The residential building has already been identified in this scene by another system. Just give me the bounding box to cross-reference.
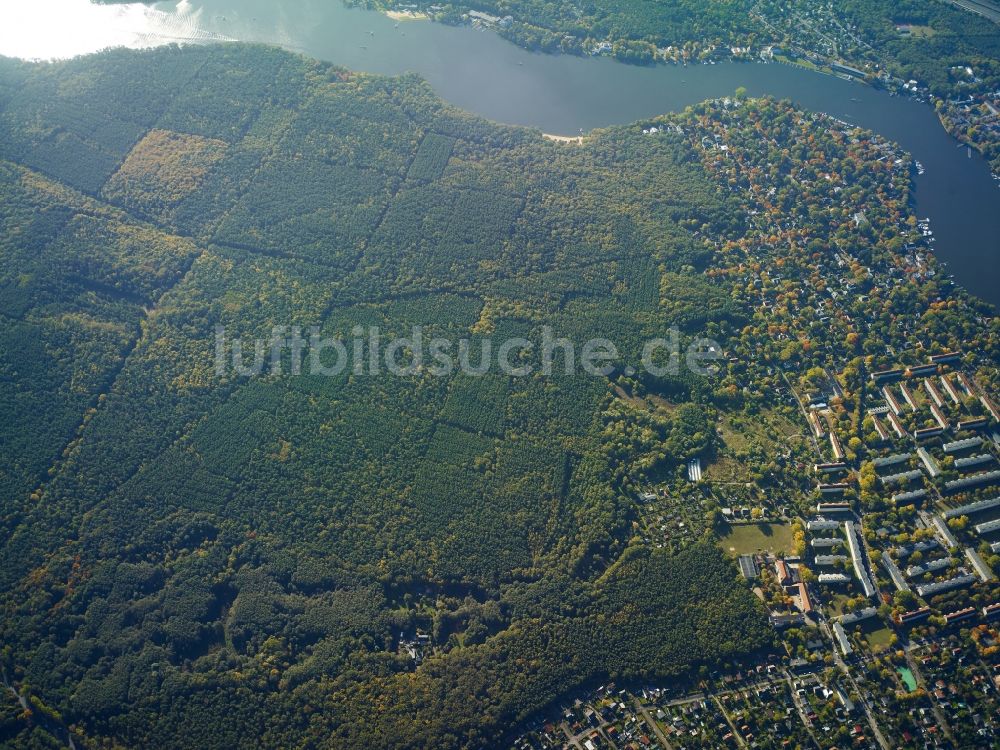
[956,417,989,431]
[896,607,931,625]
[976,518,1000,535]
[915,574,976,598]
[907,363,939,377]
[871,415,890,442]
[945,470,1000,493]
[943,436,983,453]
[815,554,849,566]
[965,547,996,582]
[807,519,841,532]
[775,559,792,585]
[881,551,909,592]
[882,386,903,416]
[886,411,907,438]
[871,367,904,383]
[818,483,851,494]
[944,607,977,626]
[829,433,845,461]
[906,557,951,578]
[955,454,994,471]
[819,573,851,585]
[839,607,877,625]
[797,582,813,614]
[916,447,940,478]
[844,522,877,598]
[940,375,962,405]
[816,502,852,514]
[942,496,1000,520]
[896,540,939,558]
[880,469,922,486]
[929,351,961,364]
[932,515,960,548]
[833,621,853,656]
[872,453,911,468]
[892,488,927,505]
[811,537,842,549]
[981,395,1000,423]
[923,378,944,408]
[770,612,805,628]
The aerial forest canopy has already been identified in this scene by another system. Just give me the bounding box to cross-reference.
[3,38,998,748]
[0,45,773,748]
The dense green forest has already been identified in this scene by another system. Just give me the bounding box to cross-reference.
[0,45,775,748]
[828,0,1000,88]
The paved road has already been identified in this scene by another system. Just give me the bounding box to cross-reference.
[1,670,78,750]
[941,0,1000,25]
[903,648,956,745]
[819,619,893,750]
[559,720,585,749]
[783,371,822,457]
[712,693,748,749]
[784,673,823,749]
[560,704,618,749]
[632,697,676,750]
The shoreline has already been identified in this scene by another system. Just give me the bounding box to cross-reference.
[384,9,428,21]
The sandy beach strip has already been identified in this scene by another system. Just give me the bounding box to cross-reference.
[542,133,584,144]
[385,9,429,21]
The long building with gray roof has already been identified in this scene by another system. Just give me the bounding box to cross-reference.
[880,470,923,487]
[932,515,960,548]
[906,557,951,578]
[943,496,1000,520]
[844,522,877,598]
[945,470,1000,493]
[815,554,849,566]
[916,447,940,478]
[955,454,995,471]
[943,436,982,454]
[807,519,842,532]
[915,573,976,598]
[893,489,927,505]
[965,548,996,582]
[873,453,911,468]
[881,552,909,592]
[833,622,853,656]
[975,518,1000,536]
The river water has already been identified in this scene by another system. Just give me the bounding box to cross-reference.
[1,0,998,306]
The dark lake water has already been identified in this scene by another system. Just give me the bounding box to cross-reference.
[4,0,999,305]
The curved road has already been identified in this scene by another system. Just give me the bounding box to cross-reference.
[942,0,1000,25]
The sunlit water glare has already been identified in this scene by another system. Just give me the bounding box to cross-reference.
[0,0,227,60]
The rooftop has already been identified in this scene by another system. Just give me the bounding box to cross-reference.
[915,573,976,598]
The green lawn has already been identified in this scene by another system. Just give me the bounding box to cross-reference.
[896,24,937,39]
[703,455,749,482]
[826,593,852,617]
[775,54,821,72]
[865,627,896,653]
[717,522,795,555]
